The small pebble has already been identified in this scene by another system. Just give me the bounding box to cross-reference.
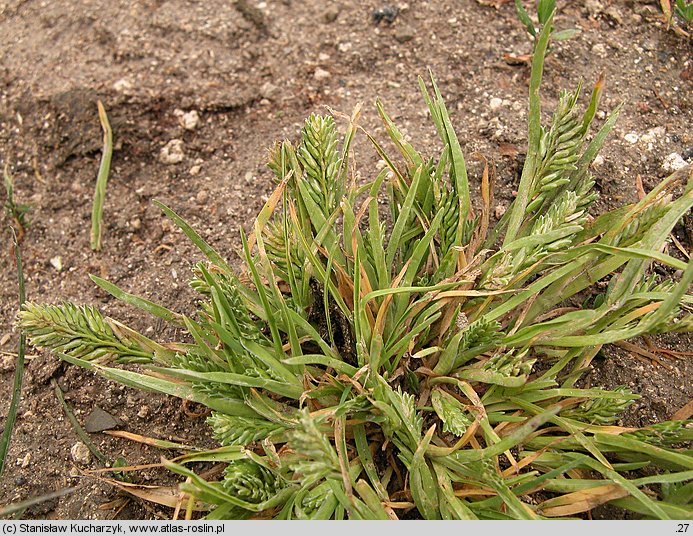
[130,217,141,231]
[17,452,31,468]
[159,139,185,164]
[394,26,415,43]
[639,126,665,147]
[137,406,149,419]
[71,442,92,465]
[15,475,27,486]
[323,6,340,23]
[50,256,63,272]
[662,152,687,172]
[85,407,121,433]
[489,97,503,112]
[174,110,200,131]
[604,6,623,25]
[112,78,132,93]
[196,190,209,204]
[623,132,639,144]
[314,67,330,81]
[0,354,14,372]
[494,205,507,219]
[260,81,278,100]
[592,43,607,58]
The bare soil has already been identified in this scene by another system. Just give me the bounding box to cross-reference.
[0,0,691,520]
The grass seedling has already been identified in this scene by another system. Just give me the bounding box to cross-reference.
[18,10,693,520]
[3,164,30,244]
[0,230,27,478]
[90,100,113,252]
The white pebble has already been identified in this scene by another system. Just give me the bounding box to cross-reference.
[314,67,330,81]
[623,132,639,144]
[662,152,687,172]
[17,452,31,468]
[112,78,132,93]
[71,442,92,465]
[592,43,607,58]
[175,110,200,130]
[489,97,503,112]
[159,139,185,164]
[50,256,63,272]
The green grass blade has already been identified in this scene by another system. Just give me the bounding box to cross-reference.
[0,231,26,477]
[59,353,258,417]
[428,72,471,221]
[503,10,554,245]
[90,101,112,251]
[154,200,232,274]
[90,275,185,325]
[386,164,425,268]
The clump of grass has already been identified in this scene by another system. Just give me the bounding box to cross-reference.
[18,11,693,520]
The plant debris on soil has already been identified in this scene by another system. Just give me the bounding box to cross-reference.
[0,0,691,520]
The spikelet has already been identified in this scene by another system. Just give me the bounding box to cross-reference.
[614,193,671,247]
[390,388,424,439]
[562,386,637,425]
[439,186,459,251]
[431,388,474,436]
[460,317,503,352]
[222,459,286,504]
[267,141,285,182]
[623,420,693,447]
[172,350,226,373]
[483,192,586,288]
[526,86,585,213]
[297,114,342,215]
[263,217,305,279]
[300,483,333,517]
[484,348,535,377]
[208,413,286,446]
[198,270,263,342]
[512,191,586,275]
[19,302,153,364]
[287,409,341,484]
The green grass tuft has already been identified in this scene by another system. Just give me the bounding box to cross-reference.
[17,11,693,520]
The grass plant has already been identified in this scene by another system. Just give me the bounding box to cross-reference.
[90,101,113,252]
[18,11,693,520]
[0,231,27,478]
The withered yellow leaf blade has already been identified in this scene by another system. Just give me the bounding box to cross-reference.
[98,477,207,511]
[538,484,630,517]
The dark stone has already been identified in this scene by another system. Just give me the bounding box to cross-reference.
[84,406,122,433]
